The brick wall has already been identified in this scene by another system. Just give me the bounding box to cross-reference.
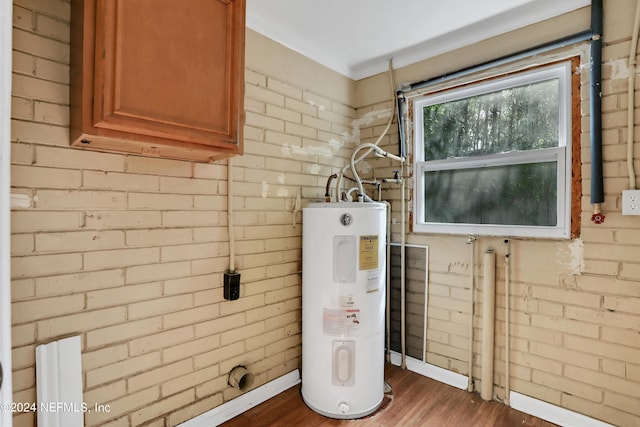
[11,1,640,427]
[359,2,640,426]
[10,2,355,426]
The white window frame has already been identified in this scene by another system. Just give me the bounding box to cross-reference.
[413,62,572,238]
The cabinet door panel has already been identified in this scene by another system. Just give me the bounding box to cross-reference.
[71,0,245,161]
[115,0,229,132]
[94,0,241,146]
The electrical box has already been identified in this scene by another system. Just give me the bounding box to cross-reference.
[224,272,241,300]
[622,190,640,215]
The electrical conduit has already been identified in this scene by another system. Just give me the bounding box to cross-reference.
[227,158,236,273]
[627,0,640,190]
[590,0,605,223]
[400,174,406,369]
[392,1,605,223]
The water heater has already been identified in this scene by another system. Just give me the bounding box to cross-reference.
[302,202,386,419]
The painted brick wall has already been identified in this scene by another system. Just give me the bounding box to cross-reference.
[10,1,356,426]
[11,1,640,427]
[359,2,640,426]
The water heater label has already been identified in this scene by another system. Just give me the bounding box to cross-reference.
[359,235,379,270]
[323,308,360,337]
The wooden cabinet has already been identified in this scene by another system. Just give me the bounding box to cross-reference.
[70,0,245,162]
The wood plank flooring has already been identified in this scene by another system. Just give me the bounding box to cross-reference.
[221,364,557,426]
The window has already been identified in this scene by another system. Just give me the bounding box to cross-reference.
[413,62,573,238]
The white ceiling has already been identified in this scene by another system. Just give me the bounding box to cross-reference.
[246,0,591,80]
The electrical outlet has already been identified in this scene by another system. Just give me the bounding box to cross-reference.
[622,190,640,215]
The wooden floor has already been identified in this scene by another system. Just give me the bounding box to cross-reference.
[221,364,557,427]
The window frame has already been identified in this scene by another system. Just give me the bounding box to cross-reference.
[412,61,573,238]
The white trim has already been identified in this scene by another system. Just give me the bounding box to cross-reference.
[510,391,616,427]
[389,351,468,390]
[0,0,13,425]
[389,353,614,427]
[414,148,568,238]
[178,370,301,427]
[413,63,571,120]
[35,336,84,427]
[174,358,614,427]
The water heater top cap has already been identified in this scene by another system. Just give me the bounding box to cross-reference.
[305,201,386,210]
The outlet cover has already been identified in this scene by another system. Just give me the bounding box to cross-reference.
[622,189,640,215]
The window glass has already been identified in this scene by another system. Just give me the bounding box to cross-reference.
[422,79,559,160]
[423,161,557,226]
[413,62,572,238]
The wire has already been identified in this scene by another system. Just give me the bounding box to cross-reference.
[335,59,397,201]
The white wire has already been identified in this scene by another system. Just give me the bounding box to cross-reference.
[227,158,235,272]
[627,0,640,189]
[335,59,397,201]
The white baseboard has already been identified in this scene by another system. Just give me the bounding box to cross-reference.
[510,391,616,427]
[389,352,613,427]
[178,358,614,427]
[178,369,301,427]
[388,351,468,390]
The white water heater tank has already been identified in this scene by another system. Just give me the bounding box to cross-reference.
[302,202,386,419]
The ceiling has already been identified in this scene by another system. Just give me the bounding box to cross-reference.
[246,0,591,80]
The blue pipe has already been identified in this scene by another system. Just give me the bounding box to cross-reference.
[590,0,604,205]
[396,2,605,220]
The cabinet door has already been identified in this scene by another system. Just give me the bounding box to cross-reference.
[71,0,245,160]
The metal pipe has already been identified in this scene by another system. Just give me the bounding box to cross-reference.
[324,173,337,202]
[350,143,404,201]
[396,93,407,159]
[466,235,476,392]
[400,173,407,369]
[397,30,593,96]
[504,239,511,406]
[384,201,392,363]
[590,0,604,207]
[394,85,409,370]
[395,1,605,217]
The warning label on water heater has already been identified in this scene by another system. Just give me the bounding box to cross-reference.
[323,308,360,337]
[322,294,360,337]
[359,235,379,270]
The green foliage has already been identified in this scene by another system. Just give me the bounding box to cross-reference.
[422,79,559,160]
